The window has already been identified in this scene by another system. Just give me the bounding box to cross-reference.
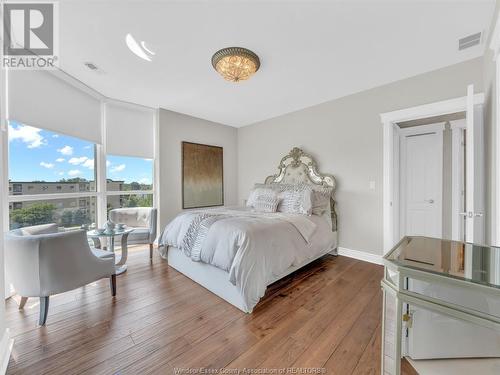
[106,155,153,191]
[9,197,97,230]
[106,155,154,214]
[8,121,98,229]
[8,122,96,192]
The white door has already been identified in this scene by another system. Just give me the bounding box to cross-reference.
[464,84,485,243]
[402,129,443,238]
[407,86,495,361]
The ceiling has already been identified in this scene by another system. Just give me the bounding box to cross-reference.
[59,0,495,127]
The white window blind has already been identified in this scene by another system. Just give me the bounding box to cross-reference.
[7,70,102,143]
[105,101,154,158]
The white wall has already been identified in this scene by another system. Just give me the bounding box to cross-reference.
[238,58,484,256]
[158,109,238,229]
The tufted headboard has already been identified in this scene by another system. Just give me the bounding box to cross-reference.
[265,147,337,232]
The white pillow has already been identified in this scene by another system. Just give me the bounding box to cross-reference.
[277,184,313,215]
[253,193,280,213]
[247,187,277,208]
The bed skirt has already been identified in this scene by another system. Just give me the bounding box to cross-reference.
[162,232,337,313]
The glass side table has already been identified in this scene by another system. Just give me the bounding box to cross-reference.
[87,228,134,275]
[381,236,500,375]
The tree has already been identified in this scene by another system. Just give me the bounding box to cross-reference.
[58,177,88,183]
[60,210,74,227]
[122,194,152,208]
[10,203,56,229]
[130,182,141,191]
[73,209,89,226]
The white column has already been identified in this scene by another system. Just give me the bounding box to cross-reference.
[153,109,160,241]
[96,101,107,227]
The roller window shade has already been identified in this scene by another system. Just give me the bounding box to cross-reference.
[105,102,154,159]
[7,70,102,144]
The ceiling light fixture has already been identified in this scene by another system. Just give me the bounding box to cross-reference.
[211,47,260,82]
[125,33,154,62]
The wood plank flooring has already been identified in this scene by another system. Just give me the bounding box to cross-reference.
[5,245,416,375]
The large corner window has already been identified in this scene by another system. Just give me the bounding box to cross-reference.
[8,121,97,229]
[106,154,153,212]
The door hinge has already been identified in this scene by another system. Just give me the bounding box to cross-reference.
[403,313,413,328]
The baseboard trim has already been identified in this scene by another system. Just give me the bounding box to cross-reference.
[0,329,13,375]
[337,247,383,265]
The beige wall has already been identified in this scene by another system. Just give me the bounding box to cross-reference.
[158,109,238,229]
[238,58,484,256]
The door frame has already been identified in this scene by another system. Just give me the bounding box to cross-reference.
[450,120,466,242]
[399,123,445,239]
[380,93,485,254]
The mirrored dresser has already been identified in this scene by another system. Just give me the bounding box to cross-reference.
[381,236,500,375]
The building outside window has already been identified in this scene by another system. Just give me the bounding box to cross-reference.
[7,122,155,230]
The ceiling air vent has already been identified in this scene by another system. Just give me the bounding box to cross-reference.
[458,32,482,51]
[84,62,99,71]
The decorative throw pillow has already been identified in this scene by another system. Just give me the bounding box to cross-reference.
[253,193,280,213]
[310,186,332,216]
[247,187,277,208]
[252,182,331,216]
[276,184,313,215]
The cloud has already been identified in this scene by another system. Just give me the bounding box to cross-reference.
[138,178,151,184]
[55,158,65,163]
[8,124,46,148]
[106,160,111,167]
[68,170,82,177]
[40,161,54,169]
[82,159,94,169]
[83,145,92,149]
[68,156,94,169]
[52,134,59,138]
[68,156,88,165]
[57,172,64,176]
[57,145,73,156]
[110,164,126,173]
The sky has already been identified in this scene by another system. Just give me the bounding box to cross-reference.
[8,121,152,184]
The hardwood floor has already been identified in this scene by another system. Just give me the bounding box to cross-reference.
[5,246,416,375]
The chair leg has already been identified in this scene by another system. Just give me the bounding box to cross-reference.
[149,243,153,259]
[110,274,117,297]
[39,296,49,326]
[18,296,28,310]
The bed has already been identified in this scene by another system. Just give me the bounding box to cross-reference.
[158,147,338,313]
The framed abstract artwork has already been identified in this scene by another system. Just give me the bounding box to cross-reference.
[182,142,224,209]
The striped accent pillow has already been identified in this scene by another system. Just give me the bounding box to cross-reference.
[253,193,280,213]
[246,187,276,208]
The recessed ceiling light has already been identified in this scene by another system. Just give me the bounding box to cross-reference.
[84,62,98,71]
[125,33,154,62]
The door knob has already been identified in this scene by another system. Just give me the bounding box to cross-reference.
[426,199,434,204]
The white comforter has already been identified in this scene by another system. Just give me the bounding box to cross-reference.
[158,207,336,312]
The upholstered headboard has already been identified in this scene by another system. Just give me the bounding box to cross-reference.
[265,147,337,231]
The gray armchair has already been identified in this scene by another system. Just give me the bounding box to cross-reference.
[109,207,157,259]
[5,223,116,325]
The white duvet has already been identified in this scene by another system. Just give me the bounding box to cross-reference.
[158,207,336,312]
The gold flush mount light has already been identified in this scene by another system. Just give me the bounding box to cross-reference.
[212,47,260,82]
